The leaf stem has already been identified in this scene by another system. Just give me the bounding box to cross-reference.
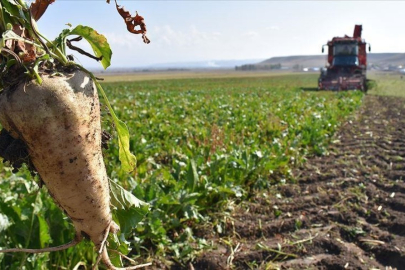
[36,31,69,65]
[0,239,79,253]
[0,3,6,33]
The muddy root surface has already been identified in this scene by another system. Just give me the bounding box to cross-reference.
[190,95,405,270]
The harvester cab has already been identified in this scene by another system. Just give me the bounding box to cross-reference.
[318,25,370,91]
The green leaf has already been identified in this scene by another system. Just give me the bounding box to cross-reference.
[30,54,51,85]
[109,180,148,211]
[70,25,112,69]
[2,0,25,21]
[52,28,72,56]
[109,181,149,235]
[115,118,137,172]
[106,233,124,267]
[0,213,11,232]
[115,208,148,235]
[93,79,137,172]
[32,192,43,215]
[37,215,51,248]
[186,159,198,191]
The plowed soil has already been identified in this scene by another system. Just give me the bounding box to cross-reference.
[192,95,405,270]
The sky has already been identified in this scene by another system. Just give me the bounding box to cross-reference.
[35,1,405,69]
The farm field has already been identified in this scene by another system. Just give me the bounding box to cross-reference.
[194,74,405,269]
[368,72,405,98]
[94,70,297,83]
[0,71,403,269]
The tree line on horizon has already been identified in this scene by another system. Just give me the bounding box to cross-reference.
[235,63,282,71]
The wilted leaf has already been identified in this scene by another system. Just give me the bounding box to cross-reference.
[2,25,37,63]
[30,0,55,21]
[112,0,150,44]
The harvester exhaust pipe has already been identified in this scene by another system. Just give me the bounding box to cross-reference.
[353,25,362,39]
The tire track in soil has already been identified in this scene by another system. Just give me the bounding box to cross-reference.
[192,95,405,270]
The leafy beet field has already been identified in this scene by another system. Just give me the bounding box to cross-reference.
[193,94,405,270]
[1,73,386,269]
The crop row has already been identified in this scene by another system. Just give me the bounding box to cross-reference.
[0,74,363,268]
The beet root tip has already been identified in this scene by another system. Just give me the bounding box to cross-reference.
[98,245,152,270]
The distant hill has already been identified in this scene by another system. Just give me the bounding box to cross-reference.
[256,53,405,68]
[258,55,325,68]
[366,53,405,66]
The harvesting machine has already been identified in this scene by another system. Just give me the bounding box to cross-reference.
[318,25,370,91]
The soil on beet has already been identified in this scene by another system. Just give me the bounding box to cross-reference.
[178,94,405,270]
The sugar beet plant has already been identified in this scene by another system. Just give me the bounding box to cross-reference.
[0,0,151,269]
[99,75,364,265]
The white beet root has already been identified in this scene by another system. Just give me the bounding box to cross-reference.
[0,70,144,269]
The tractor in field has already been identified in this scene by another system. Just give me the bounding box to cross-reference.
[318,25,370,91]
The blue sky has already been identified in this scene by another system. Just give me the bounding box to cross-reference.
[36,1,405,68]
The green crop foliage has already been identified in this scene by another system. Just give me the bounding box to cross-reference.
[0,73,364,268]
[368,72,405,97]
[99,73,363,264]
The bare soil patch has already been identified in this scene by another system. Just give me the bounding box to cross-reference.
[190,95,405,270]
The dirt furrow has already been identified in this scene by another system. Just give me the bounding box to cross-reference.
[191,95,405,270]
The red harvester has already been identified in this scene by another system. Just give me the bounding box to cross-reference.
[318,25,370,91]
